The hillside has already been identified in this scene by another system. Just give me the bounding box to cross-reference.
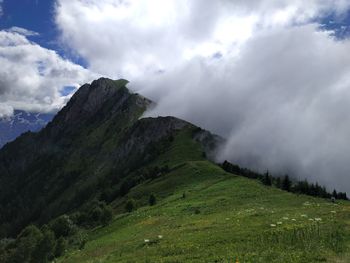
[0,78,220,237]
[58,160,350,262]
[0,78,349,263]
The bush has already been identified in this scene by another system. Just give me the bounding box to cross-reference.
[10,225,43,263]
[54,237,67,258]
[90,207,103,222]
[86,201,113,226]
[50,215,75,238]
[149,194,156,206]
[125,199,135,213]
[31,226,56,263]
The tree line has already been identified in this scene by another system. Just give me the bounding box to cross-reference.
[222,160,348,200]
[0,200,113,263]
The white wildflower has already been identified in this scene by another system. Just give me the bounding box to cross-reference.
[158,235,163,239]
[282,217,289,220]
[309,218,314,221]
[331,211,336,214]
[270,224,276,227]
[315,218,322,221]
[144,239,150,243]
[301,214,307,217]
[277,222,282,225]
[291,219,296,221]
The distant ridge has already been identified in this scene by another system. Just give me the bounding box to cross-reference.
[0,110,53,148]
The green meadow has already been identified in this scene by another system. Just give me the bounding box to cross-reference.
[57,140,350,263]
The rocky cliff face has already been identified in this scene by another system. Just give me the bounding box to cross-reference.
[0,78,220,237]
[45,78,152,139]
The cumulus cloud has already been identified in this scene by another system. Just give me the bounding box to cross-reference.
[55,0,350,192]
[0,30,97,117]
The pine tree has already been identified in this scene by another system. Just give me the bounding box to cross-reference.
[262,170,272,186]
[282,175,292,192]
[332,189,337,198]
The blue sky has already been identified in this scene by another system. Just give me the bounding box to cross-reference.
[319,9,350,39]
[0,0,56,48]
[0,0,87,66]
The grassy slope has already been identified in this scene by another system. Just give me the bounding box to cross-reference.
[58,129,350,263]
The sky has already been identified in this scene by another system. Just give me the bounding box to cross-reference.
[1,0,350,193]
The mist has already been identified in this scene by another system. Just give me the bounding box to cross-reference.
[138,24,350,193]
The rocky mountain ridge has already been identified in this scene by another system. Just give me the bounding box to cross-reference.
[0,78,221,237]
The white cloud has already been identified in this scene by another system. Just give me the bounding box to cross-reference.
[7,26,40,36]
[55,0,350,192]
[0,30,97,116]
[0,103,13,118]
[55,0,350,79]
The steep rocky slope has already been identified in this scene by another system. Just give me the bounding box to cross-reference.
[0,78,220,237]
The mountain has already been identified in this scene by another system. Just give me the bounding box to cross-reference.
[0,110,53,148]
[0,78,349,263]
[0,78,221,237]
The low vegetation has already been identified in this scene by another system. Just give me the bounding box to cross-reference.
[56,161,350,262]
[222,160,348,200]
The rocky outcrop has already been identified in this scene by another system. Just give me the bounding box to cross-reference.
[45,78,152,138]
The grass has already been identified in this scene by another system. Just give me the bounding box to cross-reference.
[57,159,350,263]
[52,126,350,262]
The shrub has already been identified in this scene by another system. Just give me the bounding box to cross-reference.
[10,225,43,263]
[50,215,75,238]
[125,199,135,213]
[90,207,103,222]
[149,194,156,206]
[54,237,67,258]
[31,227,56,263]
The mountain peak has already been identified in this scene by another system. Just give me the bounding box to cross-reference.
[45,78,151,138]
[90,78,129,89]
[73,78,131,113]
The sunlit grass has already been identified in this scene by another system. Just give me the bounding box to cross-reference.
[56,159,350,263]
